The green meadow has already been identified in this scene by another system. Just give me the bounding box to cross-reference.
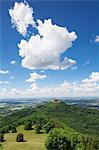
[1,125,47,150]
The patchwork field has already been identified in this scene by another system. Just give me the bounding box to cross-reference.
[1,125,47,150]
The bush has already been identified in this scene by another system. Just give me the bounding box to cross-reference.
[11,126,17,133]
[24,122,32,130]
[45,128,71,150]
[35,117,48,127]
[0,126,9,134]
[3,126,9,133]
[75,143,85,150]
[16,133,24,142]
[0,129,4,134]
[0,144,3,150]
[43,121,55,133]
[0,134,4,142]
[34,125,42,134]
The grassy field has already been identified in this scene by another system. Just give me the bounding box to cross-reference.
[1,125,47,150]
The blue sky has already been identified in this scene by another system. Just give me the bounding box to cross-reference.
[0,1,99,98]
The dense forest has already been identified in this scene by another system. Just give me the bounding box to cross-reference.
[0,100,99,149]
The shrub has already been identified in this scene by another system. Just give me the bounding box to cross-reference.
[0,134,4,142]
[3,126,9,133]
[0,126,9,134]
[16,133,24,142]
[0,144,3,150]
[36,117,48,127]
[75,143,85,150]
[34,125,42,134]
[45,128,71,150]
[43,121,55,133]
[0,129,4,134]
[24,122,32,130]
[11,126,17,133]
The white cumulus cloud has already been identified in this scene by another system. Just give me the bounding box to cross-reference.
[9,2,35,36]
[10,60,17,64]
[26,71,47,83]
[25,72,99,97]
[0,72,99,98]
[82,72,99,83]
[94,35,99,42]
[0,69,10,74]
[0,81,9,84]
[10,76,14,79]
[41,70,45,73]
[0,88,20,98]
[18,19,77,70]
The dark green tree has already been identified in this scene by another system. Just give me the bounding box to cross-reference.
[3,126,9,133]
[0,144,3,150]
[16,133,24,142]
[0,129,4,134]
[75,143,85,150]
[24,122,32,130]
[85,137,99,150]
[11,126,17,133]
[0,134,4,142]
[45,128,71,150]
[43,121,55,133]
[36,117,48,127]
[34,124,42,134]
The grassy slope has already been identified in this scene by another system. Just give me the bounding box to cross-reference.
[2,125,47,150]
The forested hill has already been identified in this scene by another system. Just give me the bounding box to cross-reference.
[33,100,99,136]
[0,100,99,136]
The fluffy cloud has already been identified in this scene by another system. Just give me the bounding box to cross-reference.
[18,19,77,70]
[0,69,9,74]
[94,35,99,42]
[25,72,99,97]
[9,2,77,70]
[10,76,14,79]
[26,71,47,82]
[25,71,98,97]
[10,60,16,64]
[41,70,45,73]
[0,88,20,98]
[1,72,99,98]
[82,72,99,83]
[0,81,9,84]
[9,2,35,36]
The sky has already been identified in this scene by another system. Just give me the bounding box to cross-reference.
[0,0,99,98]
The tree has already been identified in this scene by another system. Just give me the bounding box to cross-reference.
[11,126,17,133]
[34,124,42,134]
[0,134,4,142]
[24,122,32,130]
[45,128,71,150]
[0,127,9,134]
[85,137,99,150]
[0,144,3,150]
[43,121,55,133]
[0,129,4,134]
[35,117,48,128]
[75,143,85,150]
[3,126,9,133]
[16,133,24,142]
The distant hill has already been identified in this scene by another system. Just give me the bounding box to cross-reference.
[0,100,99,136]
